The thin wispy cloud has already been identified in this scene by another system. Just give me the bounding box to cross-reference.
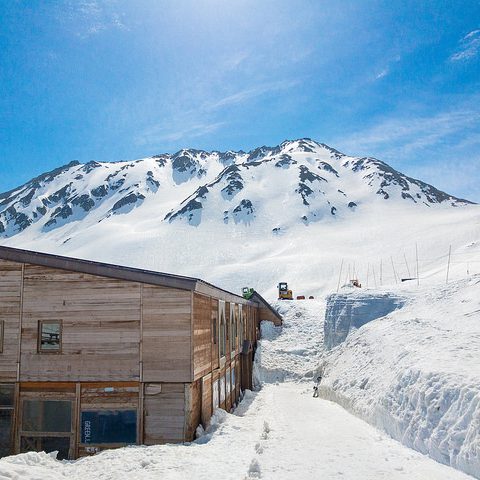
[450,29,480,61]
[60,0,128,39]
[375,68,389,80]
[337,106,480,158]
[333,100,480,200]
[410,157,480,202]
[134,79,299,149]
[205,80,299,110]
[135,121,225,147]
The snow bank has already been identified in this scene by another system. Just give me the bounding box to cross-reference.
[254,299,325,383]
[320,275,480,478]
[324,288,406,349]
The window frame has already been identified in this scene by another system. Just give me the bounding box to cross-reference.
[38,320,63,354]
[0,384,15,458]
[18,396,75,460]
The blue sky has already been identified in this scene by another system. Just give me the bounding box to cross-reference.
[1,0,479,201]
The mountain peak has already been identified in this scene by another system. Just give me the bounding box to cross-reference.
[0,140,474,238]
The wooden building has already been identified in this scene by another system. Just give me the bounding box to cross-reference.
[0,246,282,460]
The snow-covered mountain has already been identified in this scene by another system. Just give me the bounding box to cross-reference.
[1,138,478,298]
[0,138,473,237]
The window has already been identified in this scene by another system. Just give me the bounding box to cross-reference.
[212,379,219,409]
[22,400,72,432]
[38,320,62,352]
[81,410,136,445]
[219,301,226,359]
[0,385,14,458]
[230,304,236,354]
[219,376,226,404]
[0,320,3,353]
[21,437,70,460]
[239,311,244,348]
[226,369,231,396]
[20,398,73,460]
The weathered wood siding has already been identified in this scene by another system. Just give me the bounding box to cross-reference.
[258,305,282,326]
[184,379,201,441]
[0,260,22,381]
[200,373,212,427]
[142,285,192,383]
[192,293,211,380]
[143,383,185,444]
[20,265,141,381]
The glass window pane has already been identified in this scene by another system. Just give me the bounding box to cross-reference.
[21,436,70,460]
[40,322,61,351]
[0,385,14,407]
[220,376,225,403]
[22,400,72,432]
[212,380,219,409]
[81,410,136,445]
[226,370,231,395]
[0,410,13,458]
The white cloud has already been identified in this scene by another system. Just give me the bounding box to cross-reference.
[450,29,480,61]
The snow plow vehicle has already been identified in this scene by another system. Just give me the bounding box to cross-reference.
[278,282,293,300]
[242,287,254,299]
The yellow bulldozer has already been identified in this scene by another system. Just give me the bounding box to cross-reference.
[278,282,293,300]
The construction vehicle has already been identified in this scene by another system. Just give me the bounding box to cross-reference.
[278,282,293,300]
[242,287,254,300]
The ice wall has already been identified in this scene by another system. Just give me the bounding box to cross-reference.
[324,290,406,349]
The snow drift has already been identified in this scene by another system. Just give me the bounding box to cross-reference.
[319,276,480,478]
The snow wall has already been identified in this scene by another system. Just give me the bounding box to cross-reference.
[320,280,480,479]
[324,290,406,349]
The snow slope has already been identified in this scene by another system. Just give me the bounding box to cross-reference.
[319,276,480,478]
[0,138,479,299]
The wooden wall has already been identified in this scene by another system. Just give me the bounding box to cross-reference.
[143,383,185,444]
[192,293,212,381]
[20,265,141,381]
[142,285,191,383]
[258,305,282,326]
[184,379,201,441]
[200,373,212,427]
[0,260,22,382]
[0,260,194,383]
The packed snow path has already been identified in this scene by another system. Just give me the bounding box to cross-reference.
[0,384,473,480]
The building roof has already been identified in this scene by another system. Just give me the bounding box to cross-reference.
[0,246,282,322]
